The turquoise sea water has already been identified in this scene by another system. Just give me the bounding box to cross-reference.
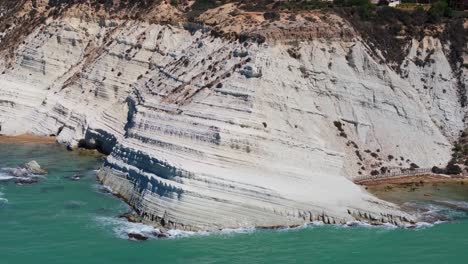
[1,143,468,264]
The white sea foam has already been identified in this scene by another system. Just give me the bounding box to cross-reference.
[166,221,336,238]
[0,174,14,181]
[0,191,7,203]
[96,214,448,240]
[0,168,14,181]
[0,167,44,180]
[95,216,257,240]
[167,227,255,238]
[414,222,434,229]
[343,221,393,229]
[275,222,320,232]
[92,183,113,194]
[404,200,468,224]
[344,221,373,228]
[95,216,161,240]
[96,202,464,241]
[342,220,439,230]
[96,214,442,239]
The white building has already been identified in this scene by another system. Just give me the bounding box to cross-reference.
[370,0,401,6]
[389,0,401,7]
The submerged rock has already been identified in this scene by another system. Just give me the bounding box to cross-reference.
[15,177,39,185]
[64,200,85,210]
[432,201,468,212]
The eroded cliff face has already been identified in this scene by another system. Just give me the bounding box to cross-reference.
[0,2,466,230]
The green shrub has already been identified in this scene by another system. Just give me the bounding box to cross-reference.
[263,11,280,21]
[446,162,462,175]
[431,166,445,174]
[428,0,453,22]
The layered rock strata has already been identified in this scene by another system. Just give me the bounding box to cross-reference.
[0,4,466,230]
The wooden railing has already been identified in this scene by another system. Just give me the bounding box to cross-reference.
[353,168,433,183]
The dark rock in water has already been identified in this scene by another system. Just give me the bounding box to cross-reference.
[432,201,468,212]
[119,212,141,223]
[20,160,47,175]
[346,221,361,227]
[419,208,451,223]
[64,201,84,210]
[1,161,47,186]
[128,232,148,241]
[15,178,39,185]
[155,232,169,238]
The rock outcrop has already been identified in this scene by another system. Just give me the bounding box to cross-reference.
[0,160,47,185]
[0,1,466,230]
[21,160,47,175]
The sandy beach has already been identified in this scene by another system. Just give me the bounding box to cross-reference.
[0,134,57,144]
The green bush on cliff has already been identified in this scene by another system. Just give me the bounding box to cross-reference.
[446,162,462,175]
[428,0,453,22]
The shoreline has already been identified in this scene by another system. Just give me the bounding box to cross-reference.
[357,174,468,186]
[0,134,106,158]
[0,134,57,144]
[365,178,468,225]
[2,134,465,232]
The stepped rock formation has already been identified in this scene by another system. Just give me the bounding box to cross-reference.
[0,1,466,230]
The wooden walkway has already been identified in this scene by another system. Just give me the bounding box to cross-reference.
[353,168,435,184]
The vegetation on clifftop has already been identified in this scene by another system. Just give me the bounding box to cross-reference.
[1,1,464,71]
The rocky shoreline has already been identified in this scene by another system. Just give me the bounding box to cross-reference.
[367,180,468,223]
[1,136,463,239]
[114,179,468,241]
[0,160,47,185]
[97,166,417,234]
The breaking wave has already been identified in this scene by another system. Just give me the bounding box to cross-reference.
[0,191,7,204]
[95,216,164,240]
[95,216,256,240]
[0,169,14,181]
[95,215,445,241]
[404,200,468,223]
[0,167,45,185]
[166,226,256,238]
[0,175,14,181]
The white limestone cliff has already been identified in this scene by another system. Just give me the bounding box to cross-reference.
[0,11,465,230]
